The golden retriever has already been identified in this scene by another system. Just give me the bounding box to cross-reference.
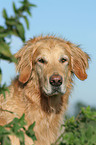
[0,36,90,145]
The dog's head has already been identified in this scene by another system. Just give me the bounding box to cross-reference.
[15,36,90,97]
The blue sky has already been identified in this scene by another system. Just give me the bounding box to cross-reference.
[0,0,96,113]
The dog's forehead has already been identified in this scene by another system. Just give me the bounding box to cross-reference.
[34,40,70,57]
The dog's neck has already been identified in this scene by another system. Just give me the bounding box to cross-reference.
[23,82,63,114]
[13,78,70,115]
[40,93,63,114]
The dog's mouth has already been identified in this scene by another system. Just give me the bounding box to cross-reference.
[42,86,64,97]
[41,74,66,97]
[51,86,61,94]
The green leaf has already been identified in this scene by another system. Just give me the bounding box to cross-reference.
[0,26,5,33]
[6,19,17,26]
[23,16,29,29]
[16,23,25,41]
[0,32,9,38]
[16,131,25,145]
[0,68,2,84]
[0,29,14,38]
[18,114,26,128]
[19,0,26,5]
[13,2,17,14]
[11,55,17,63]
[0,41,12,57]
[26,9,32,16]
[28,4,37,7]
[0,53,15,62]
[26,122,37,141]
[28,122,35,131]
[0,126,10,135]
[2,9,8,19]
[0,136,11,145]
[5,114,26,128]
[0,84,9,99]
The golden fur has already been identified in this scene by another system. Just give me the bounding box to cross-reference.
[0,36,90,145]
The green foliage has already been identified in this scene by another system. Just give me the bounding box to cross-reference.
[0,0,36,93]
[26,122,37,142]
[0,0,36,63]
[0,114,36,145]
[0,84,9,99]
[0,68,2,84]
[53,106,96,145]
[1,106,96,145]
[0,1,37,144]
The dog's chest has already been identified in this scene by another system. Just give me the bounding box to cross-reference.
[26,108,62,144]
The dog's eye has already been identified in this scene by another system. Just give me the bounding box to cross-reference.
[60,58,67,63]
[38,58,46,64]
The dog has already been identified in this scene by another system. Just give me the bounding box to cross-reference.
[0,36,90,145]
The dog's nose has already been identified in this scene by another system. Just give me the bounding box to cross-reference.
[50,74,62,87]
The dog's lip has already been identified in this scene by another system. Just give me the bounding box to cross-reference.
[42,86,64,97]
[51,89,64,96]
[52,86,61,93]
[52,86,60,91]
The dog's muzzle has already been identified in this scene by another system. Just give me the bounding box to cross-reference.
[49,74,62,93]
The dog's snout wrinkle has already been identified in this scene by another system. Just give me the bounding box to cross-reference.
[50,74,62,87]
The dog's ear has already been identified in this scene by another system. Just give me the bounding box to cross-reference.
[67,42,90,80]
[15,44,32,84]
